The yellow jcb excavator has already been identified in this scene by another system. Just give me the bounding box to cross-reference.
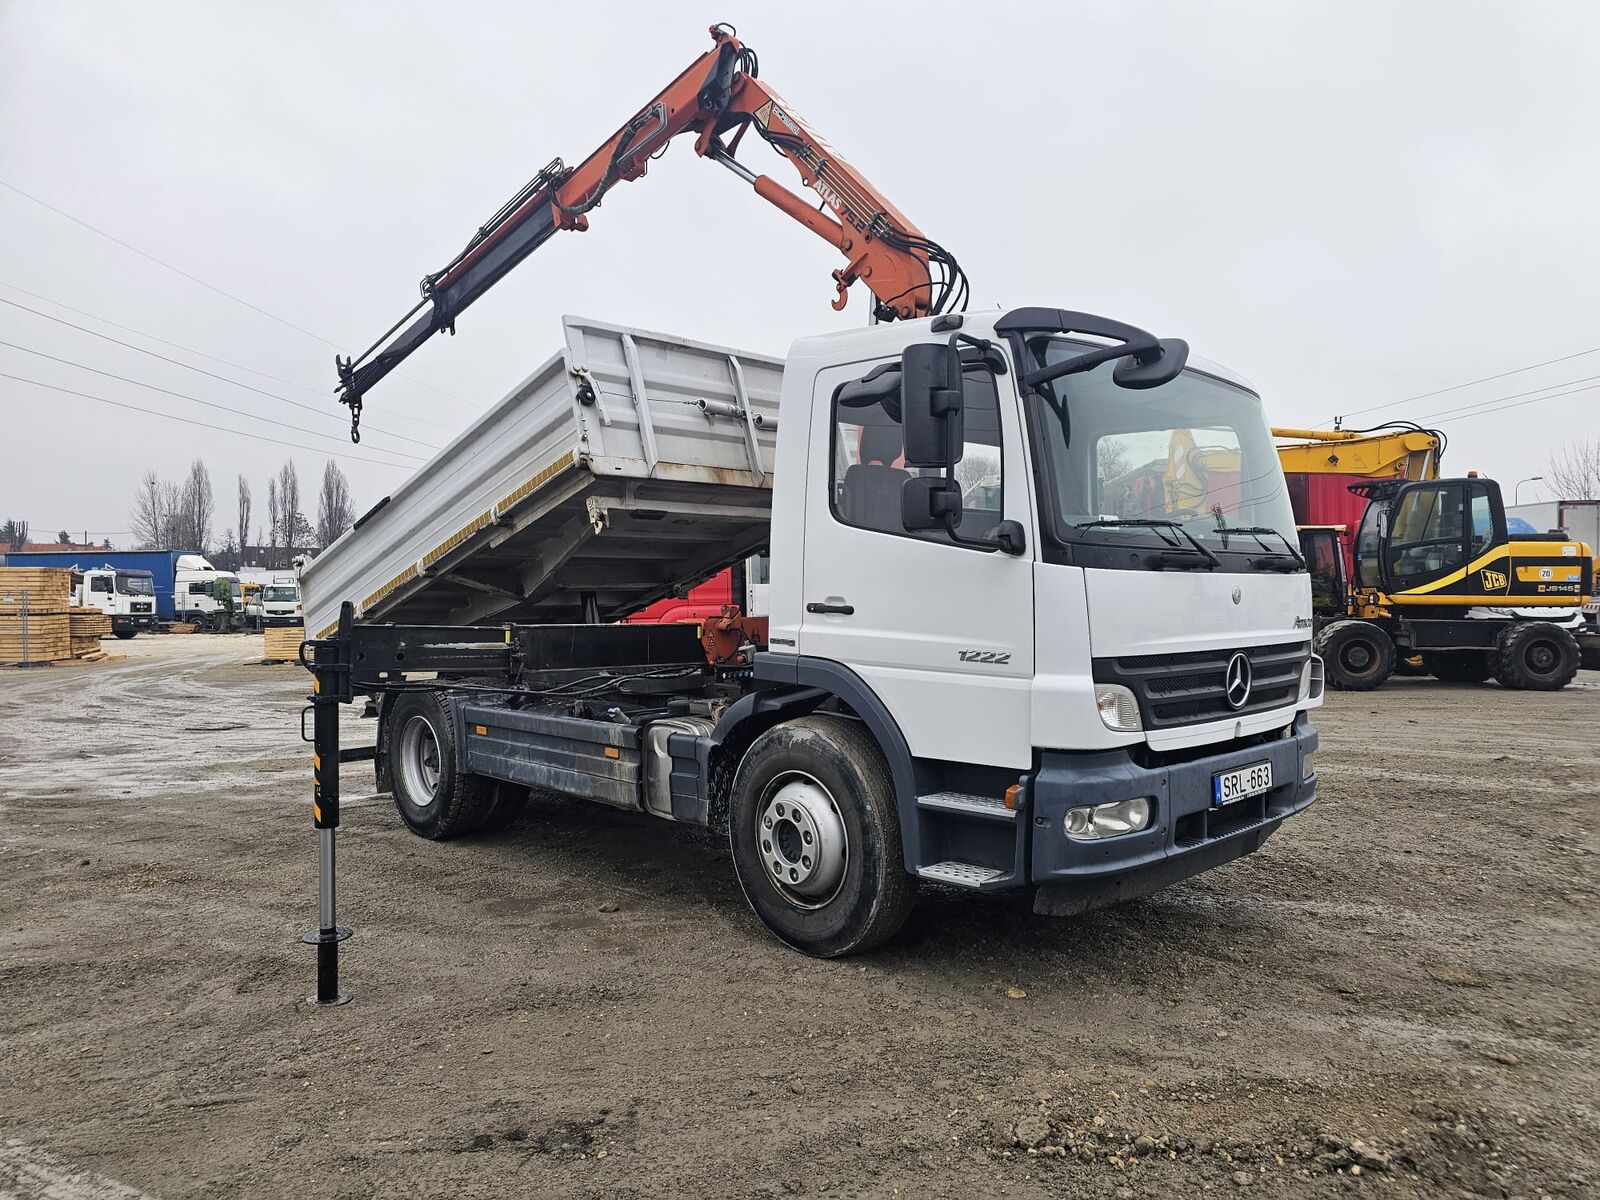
[1272,424,1593,691]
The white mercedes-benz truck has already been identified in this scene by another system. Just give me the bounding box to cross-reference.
[301,310,1323,957]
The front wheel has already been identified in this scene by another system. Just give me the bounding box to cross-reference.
[112,630,136,640]
[1493,622,1580,691]
[1315,620,1397,691]
[729,715,915,957]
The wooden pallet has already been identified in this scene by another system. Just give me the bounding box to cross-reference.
[168,622,199,635]
[0,567,72,610]
[262,624,305,662]
[69,607,113,638]
[0,611,71,664]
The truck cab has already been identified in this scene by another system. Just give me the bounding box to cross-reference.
[172,555,239,627]
[260,576,303,627]
[79,567,159,638]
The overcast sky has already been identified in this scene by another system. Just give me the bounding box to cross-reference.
[2,1,1596,544]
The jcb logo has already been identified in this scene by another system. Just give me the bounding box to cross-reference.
[1480,569,1508,591]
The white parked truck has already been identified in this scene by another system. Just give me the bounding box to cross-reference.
[300,311,1325,956]
[76,566,159,637]
[259,575,303,627]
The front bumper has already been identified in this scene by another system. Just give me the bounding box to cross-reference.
[1030,711,1318,916]
[113,613,156,631]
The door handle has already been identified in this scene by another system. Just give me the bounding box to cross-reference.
[806,601,854,615]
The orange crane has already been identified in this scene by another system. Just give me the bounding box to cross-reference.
[334,23,966,439]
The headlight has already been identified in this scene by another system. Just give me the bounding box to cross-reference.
[1299,655,1325,702]
[1094,684,1142,732]
[1064,796,1154,840]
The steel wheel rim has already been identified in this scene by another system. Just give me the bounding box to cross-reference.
[399,714,442,803]
[756,771,848,910]
[1343,639,1375,675]
[1524,639,1558,675]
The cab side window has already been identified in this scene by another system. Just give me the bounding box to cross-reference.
[830,365,1003,543]
[90,576,112,593]
[1468,483,1497,555]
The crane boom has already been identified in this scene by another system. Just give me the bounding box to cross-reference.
[335,24,966,440]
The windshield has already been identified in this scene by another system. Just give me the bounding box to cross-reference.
[116,574,155,595]
[264,586,298,602]
[1027,339,1297,557]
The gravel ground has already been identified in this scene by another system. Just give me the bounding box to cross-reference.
[1,635,1596,1199]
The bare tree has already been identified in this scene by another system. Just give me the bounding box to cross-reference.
[131,471,180,549]
[1097,439,1133,483]
[266,478,281,569]
[276,461,302,554]
[173,458,214,551]
[236,475,252,564]
[315,460,355,548]
[1548,436,1600,500]
[1,519,28,550]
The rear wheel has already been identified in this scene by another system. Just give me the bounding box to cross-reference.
[1493,622,1580,691]
[1422,650,1491,683]
[1314,620,1397,691]
[386,691,510,838]
[729,714,915,957]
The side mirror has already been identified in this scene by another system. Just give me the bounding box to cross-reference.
[1110,338,1190,390]
[900,342,964,467]
[902,475,962,531]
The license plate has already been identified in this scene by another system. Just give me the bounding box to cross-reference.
[1213,761,1272,806]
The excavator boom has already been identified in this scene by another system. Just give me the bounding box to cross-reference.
[335,24,965,439]
[1272,423,1443,481]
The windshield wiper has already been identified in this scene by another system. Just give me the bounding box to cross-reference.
[1215,524,1306,570]
[1076,517,1222,570]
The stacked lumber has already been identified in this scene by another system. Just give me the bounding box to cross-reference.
[0,567,72,664]
[70,607,113,637]
[70,607,112,658]
[263,624,304,662]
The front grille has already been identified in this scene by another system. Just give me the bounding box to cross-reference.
[1094,641,1308,729]
[132,601,152,612]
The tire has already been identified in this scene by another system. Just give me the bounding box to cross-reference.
[1314,620,1397,691]
[113,630,136,640]
[1422,651,1491,683]
[386,690,502,838]
[1493,622,1580,691]
[728,714,916,958]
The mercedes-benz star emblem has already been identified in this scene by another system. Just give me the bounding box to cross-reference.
[1231,586,1242,605]
[1224,651,1252,709]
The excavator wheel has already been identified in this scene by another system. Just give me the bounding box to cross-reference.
[1492,622,1580,691]
[1421,651,1492,683]
[1314,620,1396,691]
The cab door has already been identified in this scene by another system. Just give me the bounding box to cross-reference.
[797,356,1035,770]
[1383,482,1470,594]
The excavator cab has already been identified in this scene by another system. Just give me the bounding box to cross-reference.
[1297,525,1347,620]
[1351,477,1502,598]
